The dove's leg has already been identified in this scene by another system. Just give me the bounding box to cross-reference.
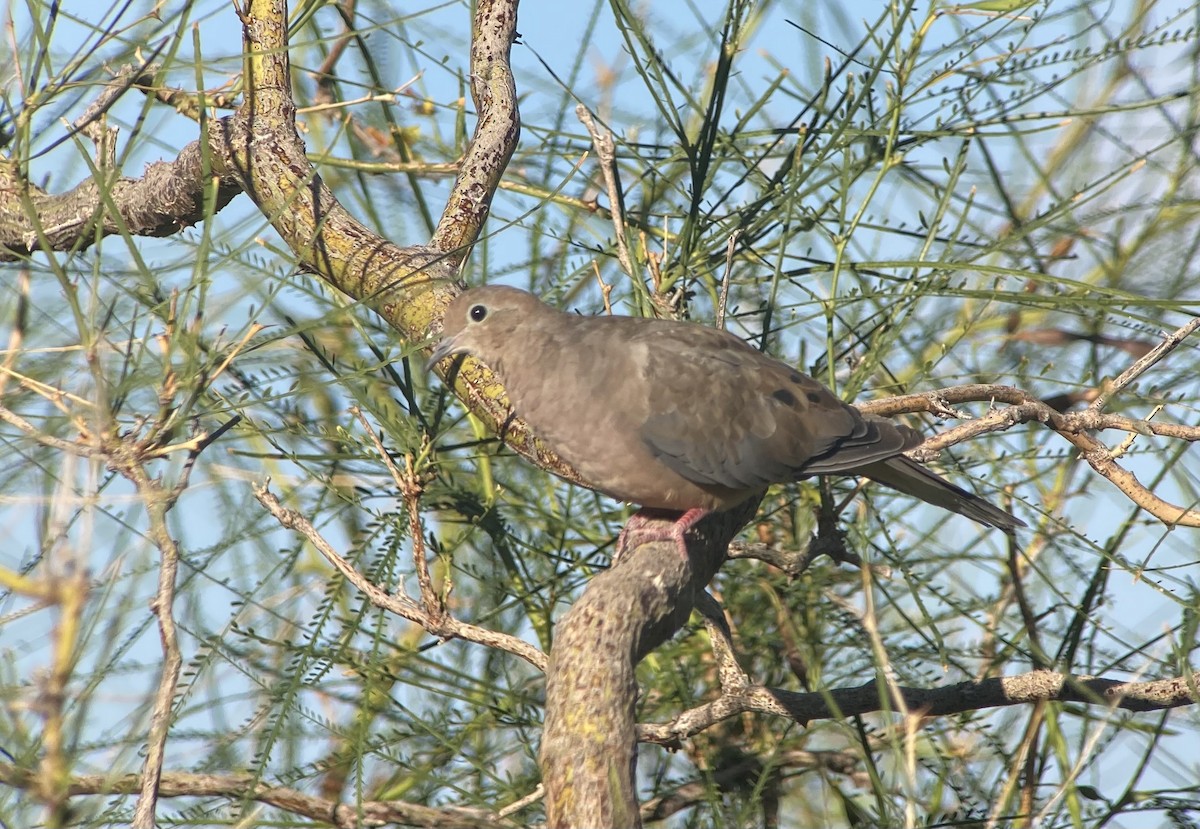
[614,508,709,563]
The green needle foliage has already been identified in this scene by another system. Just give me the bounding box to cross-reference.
[1,1,1199,827]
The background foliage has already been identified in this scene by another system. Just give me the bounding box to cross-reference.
[2,0,1199,826]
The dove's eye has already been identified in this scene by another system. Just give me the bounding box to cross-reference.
[469,304,488,323]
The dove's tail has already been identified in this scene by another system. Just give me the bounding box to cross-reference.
[857,456,1025,533]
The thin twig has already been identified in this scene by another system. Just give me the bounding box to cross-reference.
[255,483,548,671]
[310,0,358,107]
[1088,317,1200,414]
[0,765,520,829]
[727,536,830,578]
[71,61,160,169]
[167,416,241,500]
[986,701,1045,829]
[1008,540,1048,670]
[576,104,635,283]
[73,63,160,134]
[0,403,101,457]
[592,261,614,314]
[855,384,1200,527]
[128,469,185,829]
[208,324,264,385]
[494,784,544,819]
[715,231,740,330]
[353,409,446,623]
[0,366,97,410]
[401,455,443,619]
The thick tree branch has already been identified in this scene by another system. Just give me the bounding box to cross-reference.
[430,0,520,253]
[539,499,759,829]
[0,126,242,260]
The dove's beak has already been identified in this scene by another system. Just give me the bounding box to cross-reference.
[424,334,463,374]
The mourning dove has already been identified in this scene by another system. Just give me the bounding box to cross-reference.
[428,286,1024,548]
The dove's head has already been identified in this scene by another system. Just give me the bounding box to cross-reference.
[425,286,552,372]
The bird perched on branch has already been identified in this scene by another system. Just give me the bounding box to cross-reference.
[427,286,1023,554]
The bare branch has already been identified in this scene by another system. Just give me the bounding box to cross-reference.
[0,403,102,457]
[122,467,184,829]
[0,107,242,259]
[726,530,851,578]
[254,483,548,672]
[857,384,1200,527]
[0,765,519,829]
[355,409,450,627]
[430,0,520,257]
[577,104,635,283]
[1088,317,1200,414]
[638,671,1199,747]
[495,785,544,819]
[540,499,759,828]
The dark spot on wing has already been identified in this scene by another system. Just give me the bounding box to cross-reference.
[789,372,804,384]
[771,388,797,406]
[806,391,822,404]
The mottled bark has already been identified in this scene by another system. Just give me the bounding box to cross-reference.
[0,130,241,259]
[540,500,759,829]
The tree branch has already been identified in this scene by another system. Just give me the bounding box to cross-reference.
[637,671,1199,747]
[254,483,548,672]
[0,765,518,829]
[0,121,242,260]
[858,371,1200,528]
[539,498,759,829]
[121,465,185,829]
[430,0,520,254]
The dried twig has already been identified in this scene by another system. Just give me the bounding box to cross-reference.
[577,104,635,283]
[857,384,1200,527]
[254,483,548,671]
[494,784,544,819]
[354,409,447,624]
[127,467,184,829]
[310,0,358,107]
[1088,317,1200,414]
